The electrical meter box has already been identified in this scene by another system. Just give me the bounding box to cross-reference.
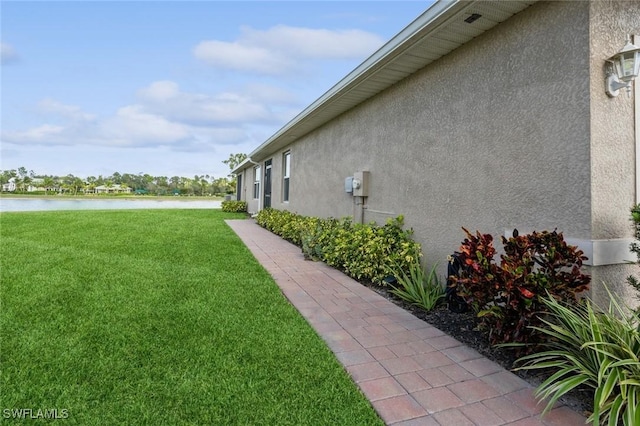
[352,171,370,197]
[344,176,354,193]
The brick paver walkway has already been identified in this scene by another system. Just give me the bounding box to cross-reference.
[226,219,588,426]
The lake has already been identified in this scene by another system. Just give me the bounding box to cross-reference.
[0,197,223,212]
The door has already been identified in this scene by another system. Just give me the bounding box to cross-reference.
[263,159,272,208]
[236,174,242,201]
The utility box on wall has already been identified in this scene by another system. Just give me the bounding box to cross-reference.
[344,176,354,193]
[352,171,370,197]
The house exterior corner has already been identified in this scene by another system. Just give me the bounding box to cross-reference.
[234,0,640,306]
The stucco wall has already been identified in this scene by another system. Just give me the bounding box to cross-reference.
[588,0,640,305]
[239,154,290,214]
[250,1,640,306]
[237,167,260,214]
[589,0,639,239]
[282,2,593,271]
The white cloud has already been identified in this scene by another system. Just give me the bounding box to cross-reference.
[1,42,19,65]
[244,83,298,104]
[170,127,248,152]
[136,80,289,125]
[3,124,67,145]
[2,107,195,149]
[2,76,301,152]
[136,80,180,101]
[99,105,191,147]
[194,40,290,74]
[1,90,264,150]
[242,25,384,59]
[193,24,384,74]
[2,102,192,148]
[37,98,96,121]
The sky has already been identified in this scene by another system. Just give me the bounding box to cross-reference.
[1,1,433,180]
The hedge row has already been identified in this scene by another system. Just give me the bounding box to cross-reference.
[255,208,422,285]
[221,200,248,213]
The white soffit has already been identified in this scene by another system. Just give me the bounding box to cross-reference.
[248,0,537,161]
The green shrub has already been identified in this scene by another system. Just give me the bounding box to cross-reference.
[255,207,275,228]
[450,228,590,349]
[301,217,343,261]
[513,290,640,426]
[627,204,640,311]
[255,208,315,246]
[386,260,444,311]
[221,200,247,213]
[256,209,422,285]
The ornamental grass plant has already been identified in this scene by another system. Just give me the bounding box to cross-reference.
[385,260,445,312]
[513,290,640,426]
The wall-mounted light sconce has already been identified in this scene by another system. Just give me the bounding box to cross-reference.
[605,37,640,97]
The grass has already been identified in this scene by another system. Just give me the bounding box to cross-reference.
[0,209,383,425]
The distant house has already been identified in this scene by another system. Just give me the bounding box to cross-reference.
[1,177,55,192]
[95,184,132,194]
[27,178,46,192]
[232,0,640,304]
[2,178,16,192]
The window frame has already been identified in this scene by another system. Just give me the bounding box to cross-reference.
[282,151,291,202]
[253,165,261,200]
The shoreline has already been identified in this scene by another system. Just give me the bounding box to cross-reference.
[0,196,224,213]
[0,195,225,202]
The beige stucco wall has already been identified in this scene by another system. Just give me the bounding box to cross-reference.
[283,2,592,263]
[238,154,290,214]
[588,0,640,305]
[245,1,640,306]
[237,167,260,214]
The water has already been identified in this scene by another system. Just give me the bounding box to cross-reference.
[0,197,222,212]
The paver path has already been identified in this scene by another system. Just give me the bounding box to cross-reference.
[226,219,588,426]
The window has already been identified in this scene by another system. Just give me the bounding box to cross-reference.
[253,166,261,199]
[283,151,291,202]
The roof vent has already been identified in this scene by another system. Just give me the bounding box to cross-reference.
[464,13,482,24]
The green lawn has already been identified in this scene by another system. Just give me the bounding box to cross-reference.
[0,209,382,425]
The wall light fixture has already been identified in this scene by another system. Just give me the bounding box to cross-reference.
[605,37,640,97]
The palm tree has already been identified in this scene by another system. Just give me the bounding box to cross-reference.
[111,172,122,184]
[85,176,97,195]
[222,153,247,177]
[200,176,210,196]
[170,176,180,193]
[43,176,55,194]
[72,177,84,195]
[155,176,169,195]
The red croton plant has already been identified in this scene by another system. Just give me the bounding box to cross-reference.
[450,228,591,351]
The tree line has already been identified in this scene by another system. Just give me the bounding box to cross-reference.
[1,154,248,197]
